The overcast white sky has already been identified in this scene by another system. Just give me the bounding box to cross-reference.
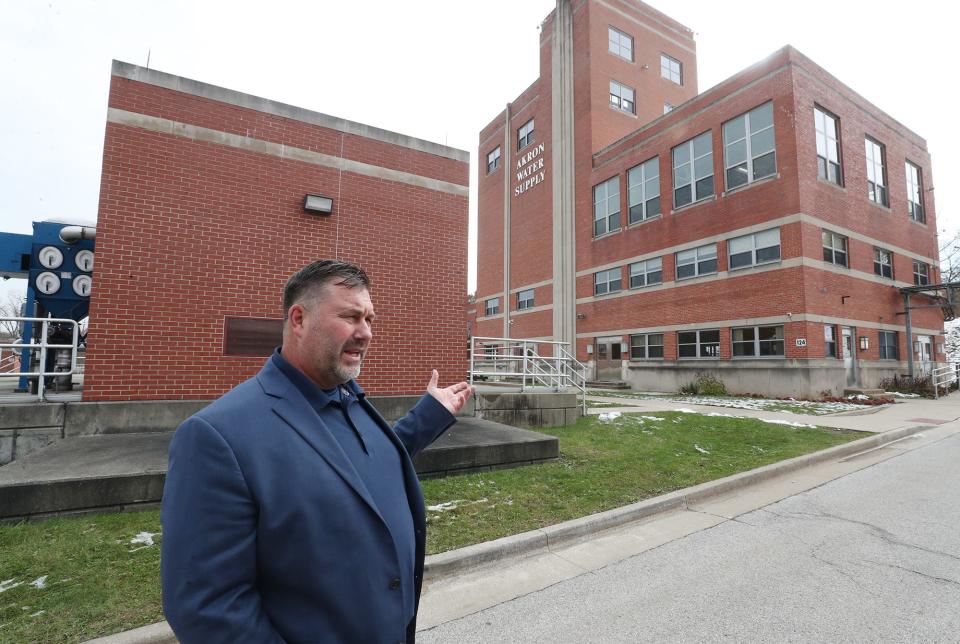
[1,0,957,305]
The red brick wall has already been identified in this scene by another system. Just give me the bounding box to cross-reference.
[85,72,469,400]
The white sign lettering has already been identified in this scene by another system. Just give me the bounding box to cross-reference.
[514,143,547,197]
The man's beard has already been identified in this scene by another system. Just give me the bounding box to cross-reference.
[333,360,362,383]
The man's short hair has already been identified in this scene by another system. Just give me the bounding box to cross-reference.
[282,260,371,318]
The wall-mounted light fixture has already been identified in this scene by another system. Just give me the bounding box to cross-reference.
[859,336,869,350]
[576,312,586,320]
[303,194,333,214]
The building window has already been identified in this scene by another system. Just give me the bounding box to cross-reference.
[609,80,636,114]
[517,289,534,310]
[630,333,664,359]
[824,325,837,357]
[913,260,930,286]
[486,146,501,174]
[629,257,663,288]
[676,243,717,280]
[672,132,714,208]
[485,298,499,316]
[732,325,785,357]
[873,247,893,279]
[517,119,535,151]
[822,231,848,267]
[660,54,682,84]
[723,101,776,190]
[678,329,720,358]
[865,137,888,206]
[728,228,781,270]
[593,176,621,237]
[814,106,842,185]
[664,103,674,114]
[608,26,633,61]
[594,267,622,295]
[627,157,660,224]
[906,161,925,223]
[879,331,898,360]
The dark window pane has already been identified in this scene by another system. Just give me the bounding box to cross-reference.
[675,185,692,208]
[648,345,664,359]
[701,330,720,344]
[695,176,714,199]
[699,258,717,274]
[817,157,827,180]
[647,270,662,285]
[630,274,645,289]
[609,212,620,231]
[727,165,748,189]
[677,263,695,279]
[609,278,622,292]
[823,247,834,263]
[594,219,605,237]
[646,195,661,217]
[629,203,643,224]
[756,245,781,263]
[759,340,784,356]
[753,151,776,179]
[730,251,753,269]
[835,251,847,267]
[678,332,696,344]
[679,344,697,358]
[733,341,754,357]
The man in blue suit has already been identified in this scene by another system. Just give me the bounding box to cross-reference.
[161,260,474,643]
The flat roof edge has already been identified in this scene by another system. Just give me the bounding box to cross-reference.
[110,60,470,163]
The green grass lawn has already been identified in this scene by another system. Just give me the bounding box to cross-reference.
[0,412,862,642]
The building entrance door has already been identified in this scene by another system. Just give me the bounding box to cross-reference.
[916,335,933,375]
[841,327,858,386]
[595,336,623,381]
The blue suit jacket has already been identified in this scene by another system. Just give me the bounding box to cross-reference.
[160,358,455,643]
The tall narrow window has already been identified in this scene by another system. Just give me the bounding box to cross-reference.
[822,231,848,267]
[672,132,714,208]
[906,161,925,223]
[873,247,893,279]
[865,137,888,206]
[517,119,535,151]
[878,331,898,359]
[660,54,682,84]
[814,106,842,185]
[627,157,660,223]
[593,176,621,237]
[608,26,633,61]
[913,260,930,286]
[486,147,501,174]
[824,325,837,357]
[723,102,776,189]
[485,298,500,316]
[609,81,636,114]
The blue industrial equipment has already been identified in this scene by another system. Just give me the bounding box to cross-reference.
[0,219,95,391]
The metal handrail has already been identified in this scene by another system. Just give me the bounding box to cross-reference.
[932,363,958,399]
[0,317,80,401]
[469,336,588,414]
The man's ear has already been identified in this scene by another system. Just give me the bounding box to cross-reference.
[287,304,306,332]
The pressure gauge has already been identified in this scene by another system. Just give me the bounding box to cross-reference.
[36,271,61,295]
[75,250,94,272]
[73,274,92,297]
[38,246,64,269]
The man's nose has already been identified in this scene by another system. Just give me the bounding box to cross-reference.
[355,320,373,342]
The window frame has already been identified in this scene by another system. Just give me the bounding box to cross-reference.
[486,146,501,174]
[593,176,622,237]
[814,106,843,185]
[629,257,663,289]
[608,26,633,61]
[822,230,849,268]
[878,330,899,360]
[873,247,893,279]
[484,298,500,316]
[913,260,930,286]
[660,53,682,85]
[865,136,888,207]
[824,324,837,358]
[516,289,534,311]
[732,325,785,358]
[609,80,636,115]
[594,267,623,296]
[517,119,535,151]
[723,101,777,190]
[627,156,661,224]
[672,131,714,208]
[728,228,781,270]
[677,329,720,359]
[905,161,925,223]
[630,333,664,360]
[675,243,718,280]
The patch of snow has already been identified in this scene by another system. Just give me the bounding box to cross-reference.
[427,498,489,513]
[639,416,664,421]
[761,419,816,429]
[130,532,157,547]
[30,611,45,617]
[598,411,622,422]
[29,576,47,590]
[705,412,741,418]
[0,579,23,594]
[674,408,698,414]
[694,444,710,454]
[847,394,870,401]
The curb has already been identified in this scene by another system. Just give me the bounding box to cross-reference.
[84,423,930,644]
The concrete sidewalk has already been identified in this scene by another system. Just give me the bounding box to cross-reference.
[84,394,960,643]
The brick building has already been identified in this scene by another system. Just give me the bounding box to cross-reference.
[473,0,943,396]
[84,61,469,400]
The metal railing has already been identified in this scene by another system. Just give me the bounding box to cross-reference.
[469,337,587,414]
[932,363,959,399]
[0,317,81,401]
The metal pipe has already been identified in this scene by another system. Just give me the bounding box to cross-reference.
[904,292,914,378]
[59,226,96,244]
